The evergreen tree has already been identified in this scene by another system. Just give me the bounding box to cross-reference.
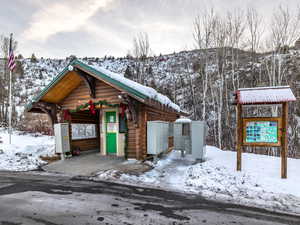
[30,53,37,63]
[124,66,132,79]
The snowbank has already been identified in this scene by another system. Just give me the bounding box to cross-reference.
[0,129,55,171]
[96,146,300,214]
[175,117,191,123]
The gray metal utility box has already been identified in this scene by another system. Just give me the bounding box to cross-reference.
[147,121,169,155]
[174,118,207,160]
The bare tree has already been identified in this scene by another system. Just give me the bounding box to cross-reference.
[270,5,300,51]
[193,8,217,120]
[131,32,151,84]
[264,5,300,117]
[226,8,245,90]
[246,7,264,63]
[213,16,229,149]
[0,35,17,124]
[193,8,217,50]
[132,32,150,60]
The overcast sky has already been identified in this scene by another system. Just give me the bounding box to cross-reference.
[1,0,299,58]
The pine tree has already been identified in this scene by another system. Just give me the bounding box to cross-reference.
[124,66,132,79]
[30,53,37,63]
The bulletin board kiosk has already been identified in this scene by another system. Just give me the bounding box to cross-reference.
[234,86,296,178]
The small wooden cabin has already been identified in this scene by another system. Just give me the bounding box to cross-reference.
[27,59,182,160]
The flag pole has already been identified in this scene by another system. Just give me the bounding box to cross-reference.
[8,33,13,144]
[8,69,12,144]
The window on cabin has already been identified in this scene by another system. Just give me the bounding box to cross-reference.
[182,123,190,136]
[71,124,97,140]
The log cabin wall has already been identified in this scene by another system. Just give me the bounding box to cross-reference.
[71,138,99,151]
[126,120,138,159]
[60,79,122,110]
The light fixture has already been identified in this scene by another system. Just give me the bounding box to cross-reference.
[68,65,74,71]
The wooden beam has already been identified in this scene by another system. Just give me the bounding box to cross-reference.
[236,103,242,171]
[281,102,288,179]
[98,107,102,154]
[120,93,139,128]
[74,68,96,98]
[32,101,59,126]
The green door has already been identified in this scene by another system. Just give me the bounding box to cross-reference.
[106,111,117,154]
[106,133,117,154]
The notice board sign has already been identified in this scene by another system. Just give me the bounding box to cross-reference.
[242,117,282,146]
[107,123,118,133]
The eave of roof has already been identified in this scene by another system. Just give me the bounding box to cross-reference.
[26,66,70,111]
[74,60,148,100]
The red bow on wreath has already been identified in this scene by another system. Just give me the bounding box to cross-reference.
[88,100,96,115]
[63,109,71,121]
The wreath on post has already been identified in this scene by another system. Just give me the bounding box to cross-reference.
[69,100,119,113]
[62,100,125,121]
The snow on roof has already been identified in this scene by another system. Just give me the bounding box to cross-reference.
[237,86,296,104]
[175,117,191,123]
[82,60,181,112]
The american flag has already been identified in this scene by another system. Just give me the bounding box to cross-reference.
[8,33,16,71]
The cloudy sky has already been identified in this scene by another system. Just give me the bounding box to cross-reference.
[1,0,299,58]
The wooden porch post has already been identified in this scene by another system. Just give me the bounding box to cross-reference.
[236,103,242,171]
[281,102,288,179]
[68,122,72,154]
[98,108,102,154]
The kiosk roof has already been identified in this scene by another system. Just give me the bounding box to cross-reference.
[237,86,296,104]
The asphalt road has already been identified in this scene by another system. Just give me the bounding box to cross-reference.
[0,172,299,225]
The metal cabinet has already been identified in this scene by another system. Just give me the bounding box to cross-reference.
[147,121,169,155]
[174,120,207,161]
[54,123,71,155]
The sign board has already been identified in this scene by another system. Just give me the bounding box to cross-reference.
[107,123,118,132]
[242,117,282,146]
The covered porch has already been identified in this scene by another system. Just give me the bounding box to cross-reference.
[69,108,127,158]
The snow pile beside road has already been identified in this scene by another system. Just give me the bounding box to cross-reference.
[0,129,55,171]
[184,158,300,213]
[97,146,300,214]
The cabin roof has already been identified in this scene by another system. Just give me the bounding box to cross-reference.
[236,86,296,105]
[26,59,180,112]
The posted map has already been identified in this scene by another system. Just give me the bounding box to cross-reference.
[245,121,278,143]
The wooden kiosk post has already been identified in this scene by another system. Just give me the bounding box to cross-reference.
[233,86,296,179]
[236,103,242,171]
[281,102,288,178]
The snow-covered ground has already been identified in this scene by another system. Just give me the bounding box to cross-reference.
[0,129,55,171]
[97,146,300,214]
